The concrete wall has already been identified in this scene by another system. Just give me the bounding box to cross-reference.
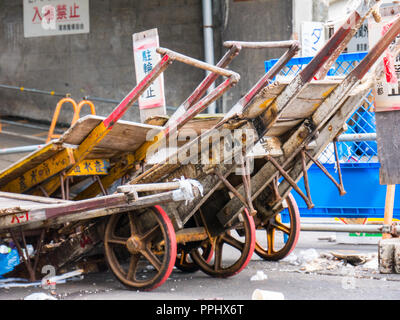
[0,0,293,123]
[219,0,293,112]
[0,0,208,124]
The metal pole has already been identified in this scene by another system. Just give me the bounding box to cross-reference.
[0,145,45,155]
[202,0,216,114]
[0,84,178,110]
[0,84,65,97]
[300,223,390,233]
[337,133,376,142]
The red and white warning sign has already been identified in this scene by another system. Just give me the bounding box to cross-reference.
[133,28,166,122]
[369,6,400,112]
[23,0,90,38]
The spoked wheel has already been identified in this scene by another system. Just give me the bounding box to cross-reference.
[175,242,213,273]
[190,209,256,278]
[255,193,300,261]
[104,205,177,291]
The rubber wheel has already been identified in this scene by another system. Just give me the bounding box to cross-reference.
[255,193,300,261]
[190,209,256,278]
[104,206,177,291]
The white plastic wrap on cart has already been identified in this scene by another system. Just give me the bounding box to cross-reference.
[172,176,204,205]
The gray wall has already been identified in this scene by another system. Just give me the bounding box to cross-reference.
[219,0,293,112]
[0,0,292,124]
[0,0,208,124]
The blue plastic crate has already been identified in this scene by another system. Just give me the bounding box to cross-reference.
[289,163,400,219]
[265,51,368,77]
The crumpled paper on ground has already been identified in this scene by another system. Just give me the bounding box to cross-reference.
[281,249,378,273]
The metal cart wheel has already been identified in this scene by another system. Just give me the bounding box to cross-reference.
[190,209,255,278]
[254,193,300,261]
[104,205,177,291]
[175,242,213,273]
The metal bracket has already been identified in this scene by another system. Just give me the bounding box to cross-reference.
[303,149,346,196]
[266,155,314,209]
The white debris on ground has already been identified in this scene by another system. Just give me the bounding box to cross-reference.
[252,289,284,300]
[360,256,379,271]
[280,249,379,275]
[250,270,268,281]
[281,248,319,266]
[24,293,57,300]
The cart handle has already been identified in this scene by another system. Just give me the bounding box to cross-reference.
[223,40,299,50]
[156,47,240,81]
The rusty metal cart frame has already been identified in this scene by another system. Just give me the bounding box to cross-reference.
[0,180,201,282]
[211,3,398,263]
[103,0,398,285]
[1,0,397,292]
[0,48,240,290]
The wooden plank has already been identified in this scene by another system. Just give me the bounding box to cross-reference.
[1,148,75,194]
[0,143,64,186]
[0,189,187,231]
[0,192,70,217]
[247,137,283,158]
[145,115,224,142]
[80,148,121,160]
[246,80,340,120]
[268,119,303,137]
[147,113,299,138]
[145,115,169,126]
[383,184,396,239]
[178,116,223,135]
[0,192,69,204]
[281,81,338,119]
[0,116,159,189]
[59,115,163,153]
[376,111,400,184]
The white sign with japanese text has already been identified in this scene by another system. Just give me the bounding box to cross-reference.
[133,28,166,122]
[23,0,90,38]
[347,21,369,52]
[369,12,400,112]
[301,21,325,57]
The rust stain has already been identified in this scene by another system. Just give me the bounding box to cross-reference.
[259,98,274,110]
[322,85,337,98]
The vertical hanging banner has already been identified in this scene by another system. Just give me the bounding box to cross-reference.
[23,0,90,38]
[133,29,166,123]
[301,21,325,57]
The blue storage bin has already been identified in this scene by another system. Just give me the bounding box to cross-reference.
[289,163,400,219]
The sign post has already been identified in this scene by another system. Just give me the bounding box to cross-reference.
[369,3,400,238]
[133,29,166,123]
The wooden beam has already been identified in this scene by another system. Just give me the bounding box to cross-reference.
[383,185,396,239]
[1,148,75,194]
